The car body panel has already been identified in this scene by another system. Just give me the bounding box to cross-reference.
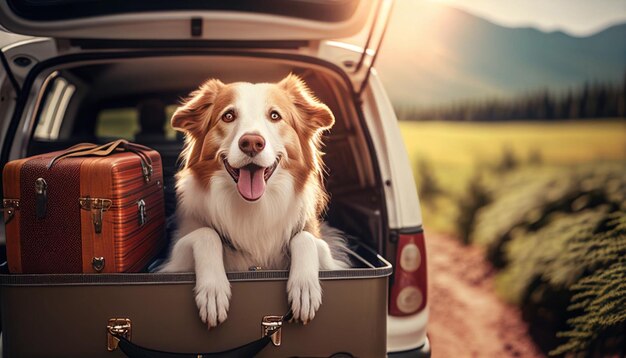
[388,336,431,358]
[0,36,57,158]
[360,69,423,229]
[2,37,56,84]
[0,30,30,48]
[387,308,430,353]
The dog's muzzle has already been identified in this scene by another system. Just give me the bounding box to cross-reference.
[222,155,281,201]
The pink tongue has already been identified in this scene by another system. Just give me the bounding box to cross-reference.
[237,166,266,201]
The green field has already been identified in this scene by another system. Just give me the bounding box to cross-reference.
[398,119,626,233]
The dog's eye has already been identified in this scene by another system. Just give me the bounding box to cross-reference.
[222,110,235,123]
[269,111,282,121]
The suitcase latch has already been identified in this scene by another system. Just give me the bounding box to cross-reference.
[92,257,105,272]
[261,315,283,347]
[79,197,112,234]
[137,199,147,227]
[35,178,47,219]
[1,199,20,224]
[141,161,153,183]
[107,318,132,351]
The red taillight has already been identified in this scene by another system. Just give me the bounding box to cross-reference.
[389,231,427,316]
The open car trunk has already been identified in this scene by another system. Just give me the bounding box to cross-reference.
[0,52,392,356]
[20,53,388,255]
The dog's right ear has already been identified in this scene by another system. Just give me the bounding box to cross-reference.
[171,79,224,136]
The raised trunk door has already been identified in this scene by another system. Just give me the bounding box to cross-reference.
[0,0,374,41]
[319,0,394,96]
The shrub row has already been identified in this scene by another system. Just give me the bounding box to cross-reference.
[466,162,626,356]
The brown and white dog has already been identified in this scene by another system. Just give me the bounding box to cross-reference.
[159,74,350,328]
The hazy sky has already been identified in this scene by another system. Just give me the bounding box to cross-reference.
[432,0,626,36]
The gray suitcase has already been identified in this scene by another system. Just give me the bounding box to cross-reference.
[0,245,391,357]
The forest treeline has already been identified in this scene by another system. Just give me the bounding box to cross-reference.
[396,74,626,121]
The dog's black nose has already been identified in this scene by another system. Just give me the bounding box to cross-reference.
[239,133,265,157]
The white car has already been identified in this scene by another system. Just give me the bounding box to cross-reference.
[0,0,429,356]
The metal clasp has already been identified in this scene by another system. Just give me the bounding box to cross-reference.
[137,199,146,227]
[79,197,112,234]
[92,257,105,272]
[35,178,47,219]
[107,318,132,351]
[261,315,283,347]
[1,199,20,224]
[140,162,153,183]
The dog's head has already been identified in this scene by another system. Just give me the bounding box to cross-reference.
[173,74,334,202]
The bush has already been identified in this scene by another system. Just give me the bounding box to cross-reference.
[470,168,577,267]
[467,162,626,355]
[551,213,626,356]
[415,158,444,205]
[495,146,519,173]
[471,163,624,267]
[455,172,491,244]
[495,208,609,304]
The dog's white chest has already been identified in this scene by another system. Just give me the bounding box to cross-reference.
[177,172,309,271]
[222,245,289,271]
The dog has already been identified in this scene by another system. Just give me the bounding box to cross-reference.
[159,74,351,328]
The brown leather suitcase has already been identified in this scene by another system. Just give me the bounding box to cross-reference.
[2,140,165,274]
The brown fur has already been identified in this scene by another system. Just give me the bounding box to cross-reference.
[276,75,335,232]
[172,80,237,191]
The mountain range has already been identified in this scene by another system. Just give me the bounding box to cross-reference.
[375,1,626,107]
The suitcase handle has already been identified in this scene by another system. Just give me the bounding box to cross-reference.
[47,140,154,182]
[109,310,293,358]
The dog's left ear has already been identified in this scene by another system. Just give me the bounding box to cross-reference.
[278,74,335,131]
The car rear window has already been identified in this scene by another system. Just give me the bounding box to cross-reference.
[95,106,178,141]
[95,108,139,140]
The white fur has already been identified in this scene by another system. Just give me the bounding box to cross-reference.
[159,227,231,327]
[160,82,349,328]
[222,84,282,169]
[288,231,322,323]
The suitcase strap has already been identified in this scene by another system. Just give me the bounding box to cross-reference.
[47,139,154,182]
[111,310,293,358]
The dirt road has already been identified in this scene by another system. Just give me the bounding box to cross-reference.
[426,232,544,358]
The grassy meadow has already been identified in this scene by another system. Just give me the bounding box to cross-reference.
[399,119,626,234]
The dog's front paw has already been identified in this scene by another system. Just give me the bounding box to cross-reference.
[287,273,322,324]
[194,276,232,328]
